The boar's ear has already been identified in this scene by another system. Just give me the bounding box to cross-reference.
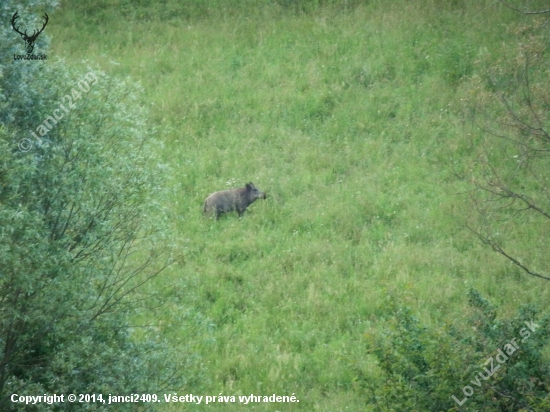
[246,183,253,190]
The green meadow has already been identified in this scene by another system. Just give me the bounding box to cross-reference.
[47,0,549,409]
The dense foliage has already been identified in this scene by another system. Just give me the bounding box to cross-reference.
[1,1,184,410]
[365,291,550,411]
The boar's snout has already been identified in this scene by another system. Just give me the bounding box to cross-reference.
[247,183,266,200]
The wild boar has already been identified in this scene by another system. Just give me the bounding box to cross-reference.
[203,182,267,220]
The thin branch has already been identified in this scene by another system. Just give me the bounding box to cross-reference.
[491,243,550,281]
[500,0,550,15]
[466,225,550,281]
[89,259,170,322]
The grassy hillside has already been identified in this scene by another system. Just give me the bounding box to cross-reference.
[49,1,549,410]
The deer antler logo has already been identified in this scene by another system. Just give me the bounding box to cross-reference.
[11,11,49,54]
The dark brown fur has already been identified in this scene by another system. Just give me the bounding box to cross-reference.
[203,182,267,220]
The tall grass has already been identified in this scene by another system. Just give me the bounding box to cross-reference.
[50,0,550,409]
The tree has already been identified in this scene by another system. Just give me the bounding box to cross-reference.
[1,2,185,410]
[464,9,550,282]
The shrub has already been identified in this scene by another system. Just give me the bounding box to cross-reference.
[362,290,550,411]
[0,3,185,409]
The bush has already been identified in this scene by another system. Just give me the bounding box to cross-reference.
[0,2,185,409]
[362,290,550,411]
